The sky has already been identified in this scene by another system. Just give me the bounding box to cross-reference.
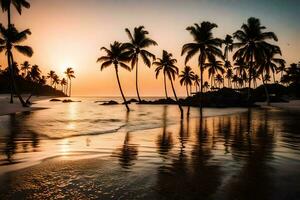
[0,0,299,96]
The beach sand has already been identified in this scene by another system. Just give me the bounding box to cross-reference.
[257,100,300,110]
[0,94,52,116]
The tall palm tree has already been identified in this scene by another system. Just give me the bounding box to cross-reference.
[193,74,200,92]
[179,66,195,97]
[20,60,30,78]
[60,78,67,94]
[182,21,223,106]
[125,26,157,102]
[153,50,183,119]
[97,41,131,112]
[0,24,33,106]
[52,74,60,89]
[234,59,248,87]
[205,57,224,88]
[0,0,30,26]
[233,17,278,102]
[64,67,75,97]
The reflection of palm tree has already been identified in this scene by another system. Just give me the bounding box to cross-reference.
[156,106,173,157]
[97,41,131,111]
[154,50,183,118]
[125,26,157,102]
[179,66,195,97]
[0,24,33,106]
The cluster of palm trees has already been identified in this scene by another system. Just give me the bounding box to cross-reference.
[98,17,287,117]
[46,67,75,97]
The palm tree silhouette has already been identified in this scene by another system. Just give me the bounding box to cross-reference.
[0,24,33,106]
[153,50,183,119]
[47,70,56,87]
[20,60,30,78]
[203,81,210,92]
[0,0,30,104]
[52,74,60,89]
[182,21,223,106]
[25,64,41,103]
[193,74,200,92]
[225,68,233,88]
[205,57,224,88]
[97,41,131,112]
[179,66,195,97]
[233,17,278,102]
[60,78,67,94]
[215,74,223,88]
[64,67,75,97]
[125,26,157,102]
[234,59,248,88]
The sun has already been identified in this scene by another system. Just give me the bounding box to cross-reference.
[59,61,75,76]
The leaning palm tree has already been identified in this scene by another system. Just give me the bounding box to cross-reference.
[125,26,157,102]
[193,74,200,92]
[64,67,75,97]
[179,66,195,97]
[182,21,223,106]
[233,17,278,102]
[20,60,30,77]
[153,50,183,119]
[0,24,33,106]
[97,41,131,112]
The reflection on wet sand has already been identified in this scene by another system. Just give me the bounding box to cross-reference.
[0,107,300,199]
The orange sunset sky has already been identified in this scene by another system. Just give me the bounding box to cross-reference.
[0,0,299,96]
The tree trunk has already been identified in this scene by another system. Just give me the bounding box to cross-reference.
[248,54,253,104]
[135,57,141,102]
[186,84,189,97]
[261,74,270,106]
[170,78,183,119]
[199,54,204,108]
[8,51,27,107]
[163,71,168,99]
[115,65,130,112]
[69,79,72,97]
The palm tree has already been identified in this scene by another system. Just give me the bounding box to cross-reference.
[97,41,131,112]
[182,21,223,107]
[225,68,233,88]
[233,17,278,102]
[203,81,210,92]
[0,0,30,26]
[47,70,56,87]
[179,66,195,97]
[153,50,183,119]
[125,26,157,102]
[20,60,30,78]
[28,64,41,82]
[234,59,248,87]
[193,74,200,92]
[60,78,67,94]
[39,75,46,86]
[52,74,60,89]
[223,34,233,62]
[205,57,224,88]
[64,67,75,97]
[0,24,33,106]
[215,74,223,88]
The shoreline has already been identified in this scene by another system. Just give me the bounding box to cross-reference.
[0,95,54,116]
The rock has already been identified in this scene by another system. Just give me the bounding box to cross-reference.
[101,100,118,105]
[50,98,61,102]
[62,99,81,103]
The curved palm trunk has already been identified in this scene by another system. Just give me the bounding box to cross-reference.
[8,51,27,107]
[261,74,270,106]
[163,71,168,99]
[170,78,183,119]
[248,54,253,104]
[135,58,141,102]
[115,65,130,112]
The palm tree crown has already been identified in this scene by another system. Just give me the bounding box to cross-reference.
[179,66,195,96]
[125,26,157,102]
